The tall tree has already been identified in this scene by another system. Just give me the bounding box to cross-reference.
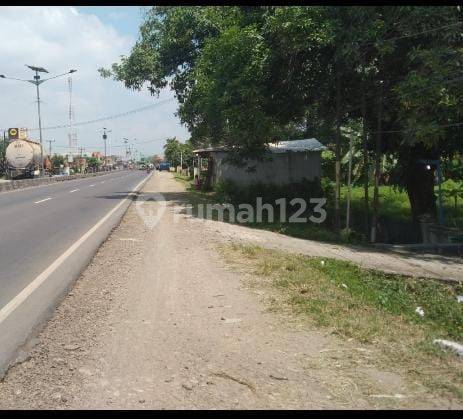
[100,5,463,226]
[163,137,194,167]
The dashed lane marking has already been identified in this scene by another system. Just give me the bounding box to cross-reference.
[34,197,52,204]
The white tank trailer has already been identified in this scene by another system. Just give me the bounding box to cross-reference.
[5,139,46,179]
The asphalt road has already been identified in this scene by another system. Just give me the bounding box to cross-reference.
[0,169,148,310]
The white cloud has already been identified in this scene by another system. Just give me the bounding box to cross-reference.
[0,6,188,157]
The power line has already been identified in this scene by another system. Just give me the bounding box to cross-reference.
[350,20,463,50]
[0,97,175,132]
[374,121,463,135]
[344,72,463,115]
[374,21,463,45]
[51,136,169,150]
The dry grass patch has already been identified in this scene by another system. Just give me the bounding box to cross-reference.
[220,243,463,400]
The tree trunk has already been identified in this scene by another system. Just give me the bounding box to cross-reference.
[403,159,437,222]
[334,65,341,233]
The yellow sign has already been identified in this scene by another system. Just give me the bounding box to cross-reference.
[8,128,18,140]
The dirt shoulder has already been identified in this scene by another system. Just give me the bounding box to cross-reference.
[195,211,463,284]
[0,172,460,409]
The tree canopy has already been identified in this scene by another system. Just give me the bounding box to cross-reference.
[100,6,463,222]
[163,137,194,167]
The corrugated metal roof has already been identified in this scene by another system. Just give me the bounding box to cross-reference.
[269,138,326,153]
[193,146,226,154]
[193,138,326,154]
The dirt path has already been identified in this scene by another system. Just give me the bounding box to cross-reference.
[0,172,460,409]
[198,213,463,284]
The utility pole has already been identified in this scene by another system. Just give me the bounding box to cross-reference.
[46,139,55,156]
[103,130,107,169]
[34,69,44,175]
[101,128,111,170]
[122,138,129,162]
[1,130,6,177]
[68,76,78,160]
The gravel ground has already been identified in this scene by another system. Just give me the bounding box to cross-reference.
[0,172,460,409]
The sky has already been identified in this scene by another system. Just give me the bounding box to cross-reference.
[0,6,189,159]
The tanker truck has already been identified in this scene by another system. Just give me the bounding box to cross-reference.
[5,138,47,179]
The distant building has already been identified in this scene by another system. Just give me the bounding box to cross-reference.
[193,138,326,187]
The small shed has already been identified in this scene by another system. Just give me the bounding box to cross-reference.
[194,138,326,187]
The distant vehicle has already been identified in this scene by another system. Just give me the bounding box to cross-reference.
[5,138,47,179]
[158,162,170,171]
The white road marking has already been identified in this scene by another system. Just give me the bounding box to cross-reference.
[69,189,79,193]
[0,174,151,325]
[34,197,52,204]
[101,181,105,184]
[89,184,95,187]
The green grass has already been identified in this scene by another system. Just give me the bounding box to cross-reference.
[342,184,463,230]
[172,174,463,245]
[243,220,341,243]
[341,185,411,223]
[223,244,463,399]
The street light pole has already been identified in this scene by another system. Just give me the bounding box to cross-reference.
[33,71,45,175]
[101,128,111,170]
[0,66,77,177]
[103,129,107,169]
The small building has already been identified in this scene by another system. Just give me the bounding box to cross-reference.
[193,138,326,187]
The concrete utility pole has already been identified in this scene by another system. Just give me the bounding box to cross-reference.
[103,130,107,168]
[34,71,44,174]
[101,128,111,170]
[0,66,77,176]
[46,139,55,156]
[122,138,129,162]
[2,130,6,175]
